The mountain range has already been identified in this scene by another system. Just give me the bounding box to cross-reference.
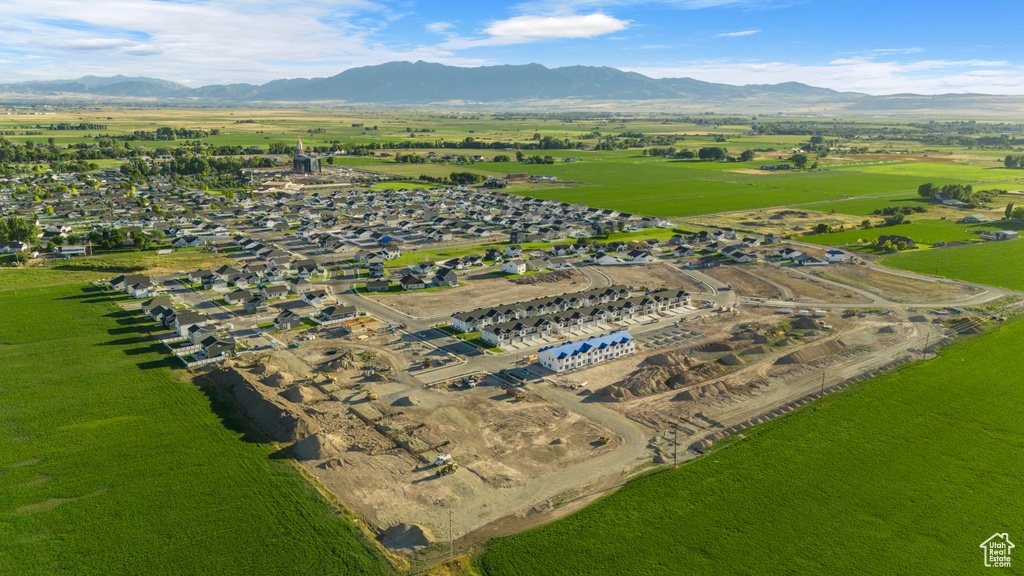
[1,61,1020,111]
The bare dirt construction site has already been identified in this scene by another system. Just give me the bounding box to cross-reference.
[364,269,589,316]
[196,321,617,547]
[598,262,705,293]
[814,265,980,302]
[550,307,923,461]
[735,263,869,303]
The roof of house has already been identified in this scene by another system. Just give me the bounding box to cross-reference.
[538,330,634,359]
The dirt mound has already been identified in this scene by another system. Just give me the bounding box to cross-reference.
[233,380,319,442]
[878,325,896,334]
[791,317,822,330]
[510,270,574,285]
[293,432,343,461]
[718,353,744,366]
[645,351,698,368]
[667,362,726,387]
[697,340,739,353]
[960,325,984,334]
[775,340,845,365]
[741,345,770,355]
[392,396,421,407]
[321,350,358,371]
[280,385,326,404]
[260,367,292,388]
[776,337,797,347]
[753,334,773,344]
[381,523,435,550]
[595,384,638,402]
[908,315,929,323]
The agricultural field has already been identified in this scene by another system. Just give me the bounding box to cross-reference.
[477,319,1024,576]
[801,219,982,247]
[881,239,1024,291]
[0,279,391,576]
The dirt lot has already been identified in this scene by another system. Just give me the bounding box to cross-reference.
[743,263,869,303]
[367,269,589,317]
[701,266,780,299]
[815,265,981,303]
[598,262,705,293]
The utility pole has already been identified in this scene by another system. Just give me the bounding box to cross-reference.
[448,507,453,563]
[672,424,678,469]
[821,368,825,396]
[922,334,929,360]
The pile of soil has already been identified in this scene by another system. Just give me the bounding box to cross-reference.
[510,270,575,285]
[260,367,292,388]
[321,350,358,371]
[280,385,327,404]
[878,325,896,334]
[381,523,435,550]
[293,432,343,460]
[775,340,845,365]
[908,315,929,323]
[718,353,744,366]
[208,366,320,443]
[741,345,770,355]
[697,340,739,353]
[392,396,421,407]
[791,317,823,330]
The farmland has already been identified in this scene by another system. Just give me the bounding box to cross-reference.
[0,280,391,576]
[476,319,1024,576]
[881,239,1024,291]
[801,219,982,247]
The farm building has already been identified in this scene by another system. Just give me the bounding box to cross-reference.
[981,230,1019,241]
[825,250,846,262]
[538,331,635,373]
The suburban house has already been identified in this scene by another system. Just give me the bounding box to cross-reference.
[171,310,207,337]
[200,336,237,360]
[365,280,391,292]
[538,331,636,373]
[0,241,30,254]
[317,305,358,323]
[244,297,269,314]
[288,278,313,293]
[825,250,847,262]
[795,254,828,266]
[502,259,527,275]
[433,267,459,287]
[274,311,303,330]
[400,274,427,291]
[224,290,252,306]
[260,285,289,300]
[300,289,328,307]
[504,245,523,259]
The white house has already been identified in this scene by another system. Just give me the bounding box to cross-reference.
[825,250,847,262]
[538,331,635,373]
[502,259,527,275]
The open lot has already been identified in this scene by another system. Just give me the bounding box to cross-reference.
[477,319,1024,576]
[814,264,982,303]
[364,269,589,317]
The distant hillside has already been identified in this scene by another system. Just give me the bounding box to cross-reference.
[0,61,1020,111]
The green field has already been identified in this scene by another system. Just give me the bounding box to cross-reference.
[477,319,1024,576]
[802,219,982,246]
[0,280,390,575]
[808,194,925,216]
[881,239,1024,291]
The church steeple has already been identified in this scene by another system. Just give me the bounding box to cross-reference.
[295,137,304,156]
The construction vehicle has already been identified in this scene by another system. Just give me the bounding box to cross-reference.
[513,392,527,402]
[308,371,337,384]
[365,391,378,401]
[250,354,271,367]
[290,342,300,348]
[597,436,611,444]
[436,462,459,477]
[434,454,452,466]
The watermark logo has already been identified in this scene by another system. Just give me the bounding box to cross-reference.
[980,533,1014,568]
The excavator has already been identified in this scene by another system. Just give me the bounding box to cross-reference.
[436,462,459,477]
[307,371,337,384]
[250,354,271,367]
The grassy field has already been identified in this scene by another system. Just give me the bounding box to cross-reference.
[801,219,983,246]
[477,319,1024,576]
[0,279,391,575]
[881,239,1024,291]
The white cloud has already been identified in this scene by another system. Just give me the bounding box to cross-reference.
[717,29,760,37]
[623,57,1024,95]
[426,21,453,34]
[484,13,629,42]
[58,38,138,51]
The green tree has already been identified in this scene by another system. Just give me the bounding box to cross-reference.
[918,182,938,199]
[697,147,727,161]
[130,228,152,251]
[789,153,809,169]
[814,223,832,234]
[739,149,755,162]
[861,219,872,229]
[1006,202,1015,219]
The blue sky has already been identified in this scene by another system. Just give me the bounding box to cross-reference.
[0,0,1021,94]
